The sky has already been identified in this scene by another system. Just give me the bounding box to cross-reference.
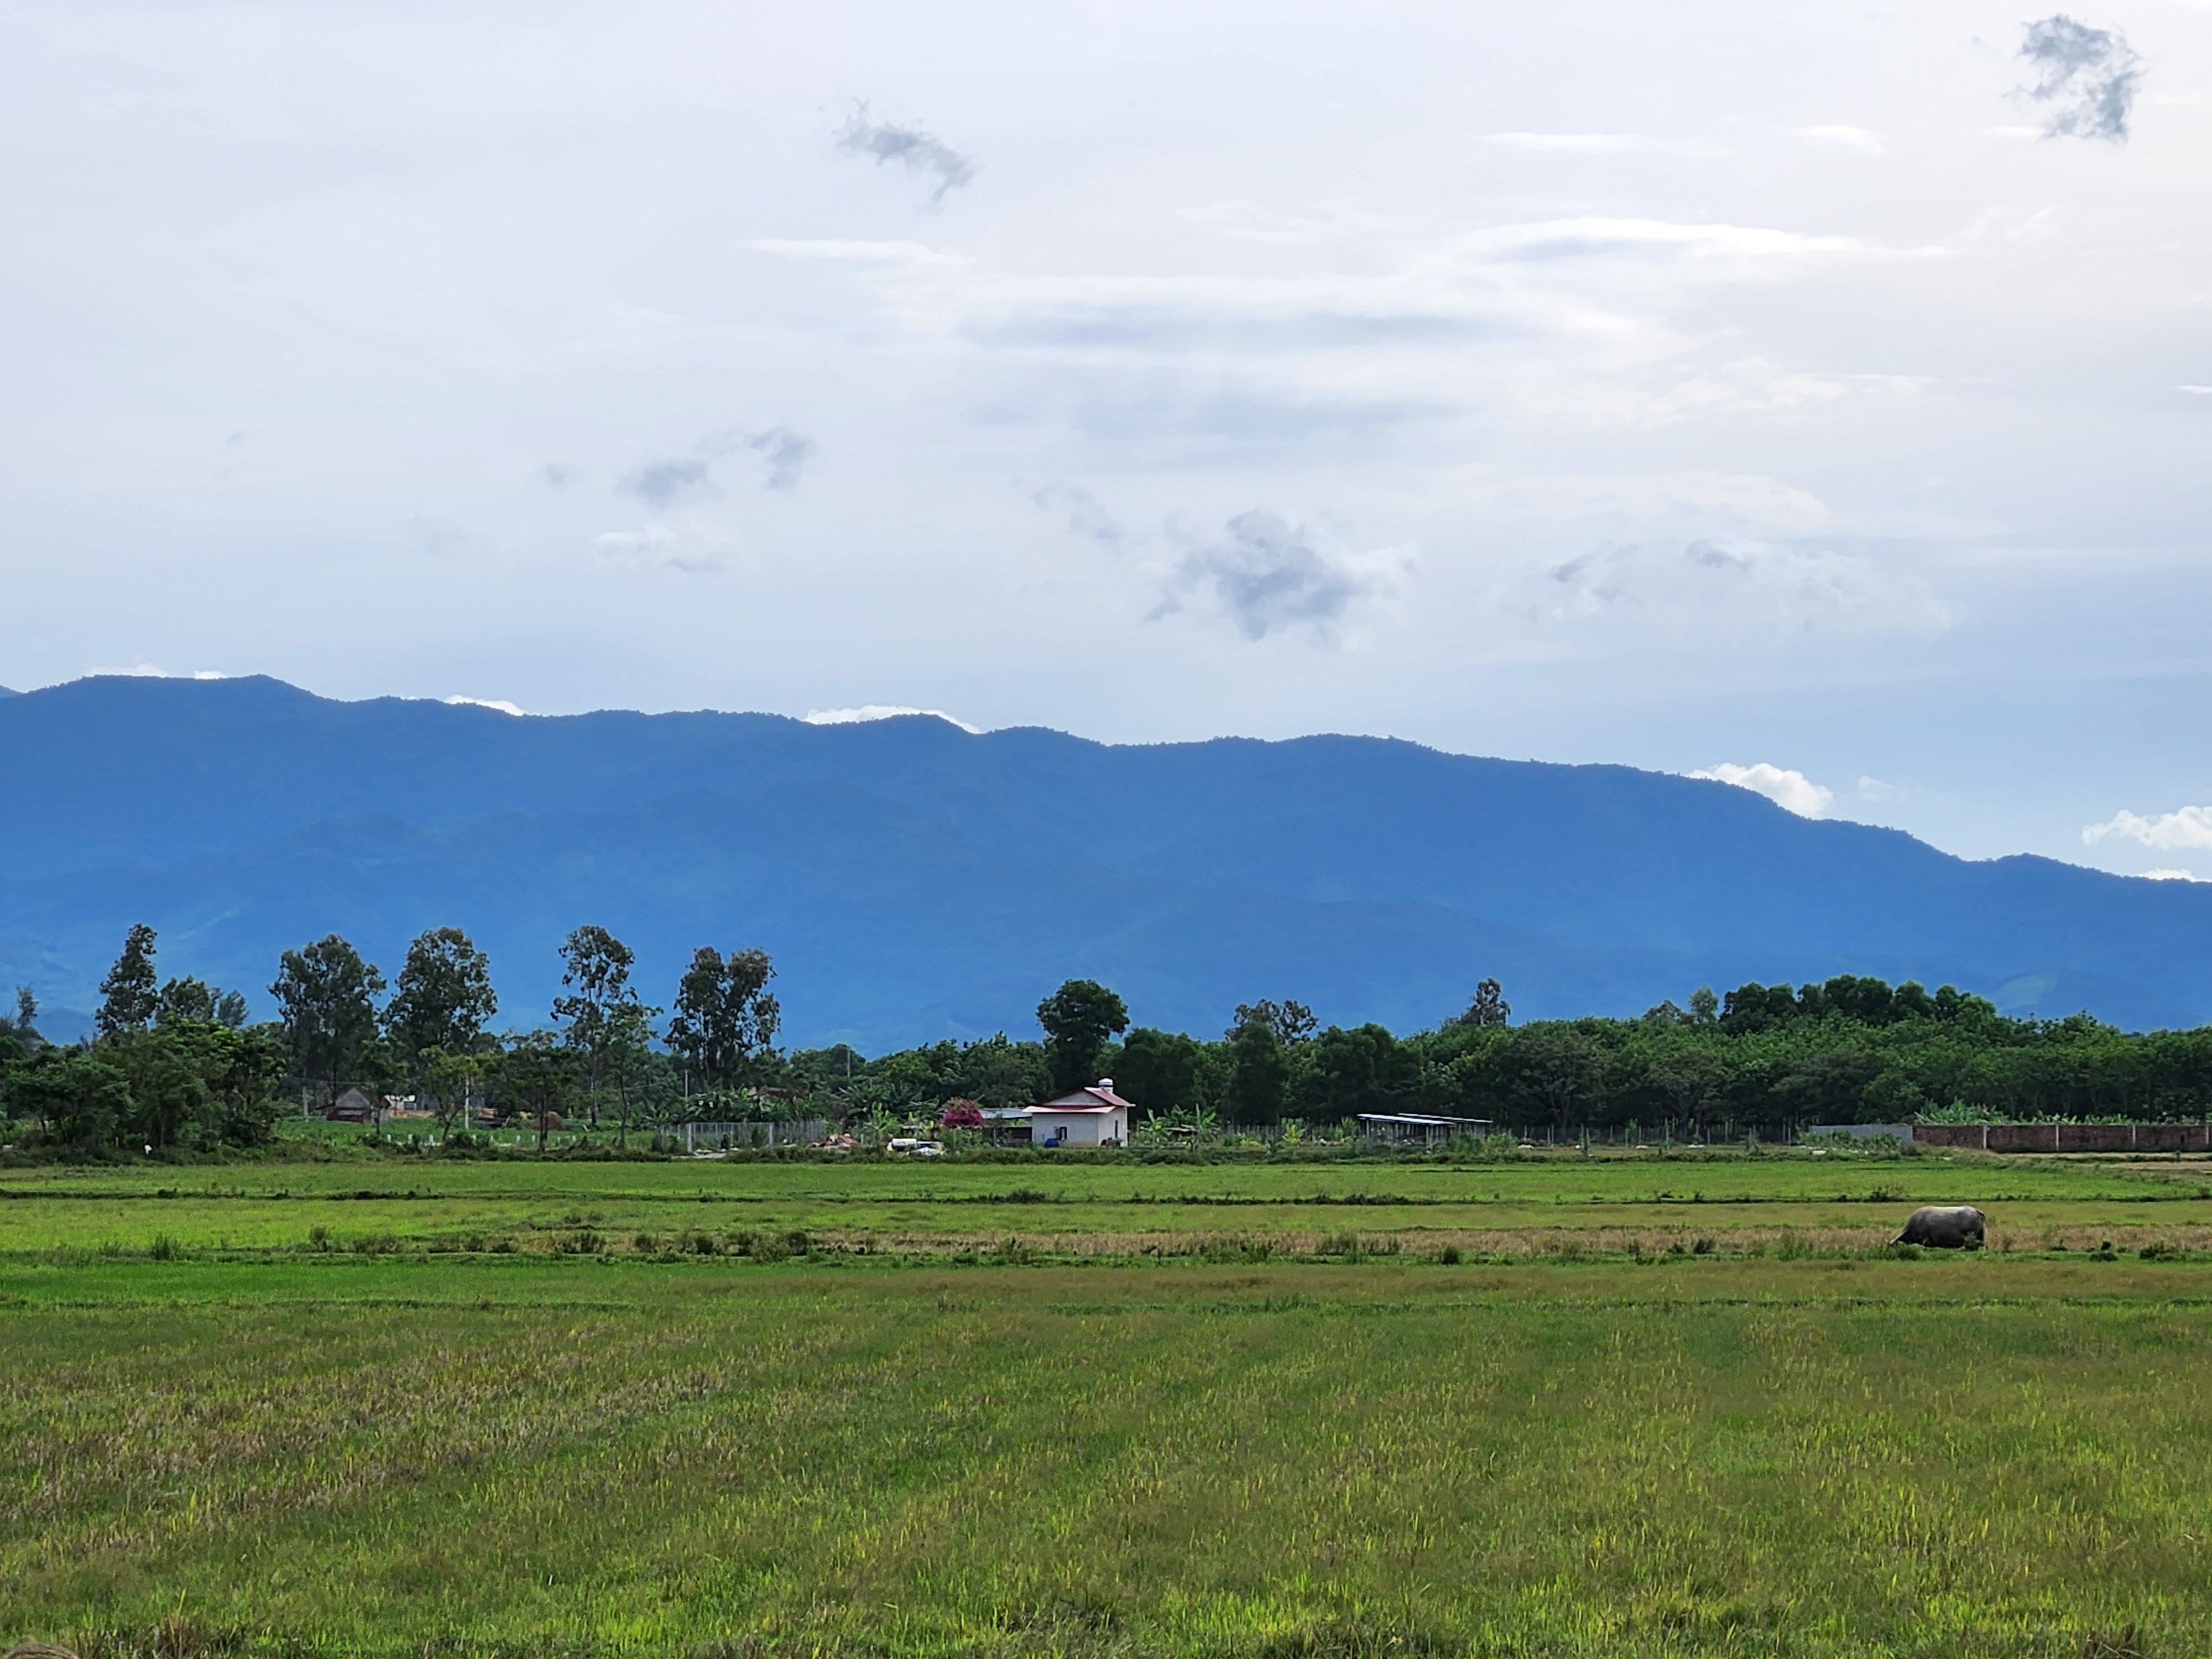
[2,1,2210,875]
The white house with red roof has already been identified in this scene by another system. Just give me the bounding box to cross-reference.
[1030,1079,1134,1147]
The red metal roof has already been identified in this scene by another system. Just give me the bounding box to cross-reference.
[1035,1084,1135,1112]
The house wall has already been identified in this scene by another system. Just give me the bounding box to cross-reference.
[1032,1111,1125,1147]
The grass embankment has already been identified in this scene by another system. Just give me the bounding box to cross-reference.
[5,1152,2209,1657]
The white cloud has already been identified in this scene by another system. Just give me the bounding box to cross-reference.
[1858,775,1907,803]
[1176,200,1402,246]
[89,664,233,681]
[2180,385,2212,395]
[747,238,966,267]
[2142,868,2207,883]
[1446,468,1832,529]
[2082,806,2212,851]
[1455,217,1942,275]
[1690,762,1834,818]
[1796,126,1886,153]
[594,520,731,575]
[804,705,982,733]
[442,695,528,717]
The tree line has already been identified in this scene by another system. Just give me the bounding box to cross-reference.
[789,974,2212,1134]
[0,924,781,1153]
[8,926,2212,1156]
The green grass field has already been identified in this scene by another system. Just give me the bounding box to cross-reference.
[3,1145,2209,1260]
[4,1148,2208,1657]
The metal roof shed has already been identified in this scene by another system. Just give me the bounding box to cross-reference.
[1356,1113,1493,1147]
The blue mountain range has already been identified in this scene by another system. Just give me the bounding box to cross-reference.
[2,675,2205,1047]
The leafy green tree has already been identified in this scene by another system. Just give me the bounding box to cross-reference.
[1036,979,1129,1094]
[96,923,160,1039]
[1232,998,1318,1044]
[1503,1025,1602,1128]
[1776,1044,1884,1122]
[1115,1027,1203,1118]
[424,1047,488,1139]
[497,1031,578,1152]
[552,925,655,1129]
[191,1022,286,1146]
[100,1021,283,1151]
[386,928,498,1101]
[668,947,780,1091]
[113,1030,212,1149]
[8,1049,133,1150]
[270,935,387,1104]
[156,975,249,1029]
[1224,1018,1290,1124]
[9,985,40,1047]
[950,1033,1051,1109]
[1645,1040,1726,1130]
[1448,979,1511,1030]
[603,999,661,1147]
[1301,1023,1413,1120]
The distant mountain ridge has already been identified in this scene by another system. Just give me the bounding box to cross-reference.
[2,675,2205,1047]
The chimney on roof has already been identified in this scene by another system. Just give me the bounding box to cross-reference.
[1098,1078,1112,1088]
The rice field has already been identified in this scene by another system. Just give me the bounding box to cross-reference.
[1,1145,2207,1261]
[3,1149,2209,1657]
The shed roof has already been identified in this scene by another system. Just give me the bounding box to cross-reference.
[1355,1113,1493,1128]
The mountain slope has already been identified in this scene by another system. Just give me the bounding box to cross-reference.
[1,676,2204,1046]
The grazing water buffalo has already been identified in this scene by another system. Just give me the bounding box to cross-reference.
[1894,1205,1986,1249]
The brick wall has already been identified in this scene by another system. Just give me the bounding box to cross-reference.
[1911,1122,2212,1152]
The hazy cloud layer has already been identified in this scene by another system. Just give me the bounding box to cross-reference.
[1031,482,1127,546]
[835,105,975,204]
[2018,14,2142,142]
[594,521,729,576]
[1543,539,1950,636]
[3,1,2210,874]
